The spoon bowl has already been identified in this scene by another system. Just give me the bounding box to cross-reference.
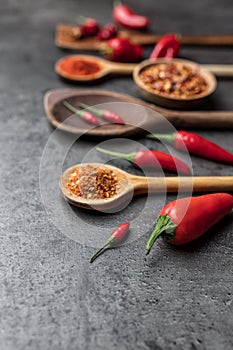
[55,55,136,82]
[133,58,217,109]
[60,163,233,212]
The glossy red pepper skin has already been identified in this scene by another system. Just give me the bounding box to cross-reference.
[90,222,130,263]
[150,33,180,60]
[97,23,118,41]
[174,131,233,164]
[113,3,150,30]
[96,147,191,174]
[74,18,100,38]
[146,193,233,254]
[134,150,191,174]
[147,131,233,164]
[104,37,143,62]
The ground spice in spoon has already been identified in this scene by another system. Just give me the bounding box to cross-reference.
[59,57,102,76]
[67,165,119,199]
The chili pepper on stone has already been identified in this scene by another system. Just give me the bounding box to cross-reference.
[146,193,233,255]
[113,1,150,30]
[97,23,118,41]
[96,147,191,174]
[63,101,100,125]
[78,102,125,124]
[104,37,143,62]
[147,131,233,164]
[90,222,130,263]
[73,17,100,39]
[150,33,181,60]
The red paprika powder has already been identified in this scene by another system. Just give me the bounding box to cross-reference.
[59,57,102,77]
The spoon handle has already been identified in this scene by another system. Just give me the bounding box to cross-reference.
[132,176,233,195]
[203,64,233,77]
[107,62,137,74]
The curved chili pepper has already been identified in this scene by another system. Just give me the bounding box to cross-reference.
[97,23,118,41]
[78,102,124,124]
[150,33,181,60]
[96,147,191,174]
[146,193,233,255]
[104,37,143,62]
[113,2,150,30]
[90,221,130,263]
[73,17,100,39]
[63,101,100,125]
[147,131,233,164]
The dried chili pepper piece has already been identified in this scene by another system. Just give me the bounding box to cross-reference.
[150,33,181,60]
[96,147,191,174]
[146,193,233,255]
[113,2,150,30]
[73,17,100,39]
[104,37,143,62]
[147,131,233,164]
[90,222,130,263]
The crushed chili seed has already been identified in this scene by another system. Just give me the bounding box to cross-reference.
[67,165,119,199]
[139,63,208,99]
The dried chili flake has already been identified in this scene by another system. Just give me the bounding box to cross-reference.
[67,165,119,199]
[139,63,208,99]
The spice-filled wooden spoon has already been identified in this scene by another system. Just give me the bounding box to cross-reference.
[56,24,233,50]
[133,58,217,109]
[55,55,233,83]
[55,55,136,82]
[44,89,233,137]
[60,163,233,211]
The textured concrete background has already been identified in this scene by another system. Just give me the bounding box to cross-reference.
[0,0,233,349]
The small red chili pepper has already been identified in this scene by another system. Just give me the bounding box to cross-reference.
[97,23,118,41]
[113,1,150,30]
[150,33,181,60]
[90,221,130,263]
[73,17,100,39]
[78,102,125,124]
[104,37,143,62]
[96,147,191,174]
[63,101,100,125]
[147,131,233,164]
[146,193,233,255]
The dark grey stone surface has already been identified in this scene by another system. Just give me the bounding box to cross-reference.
[0,0,233,349]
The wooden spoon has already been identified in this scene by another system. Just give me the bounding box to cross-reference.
[60,163,233,211]
[133,58,217,109]
[56,24,233,50]
[55,55,136,82]
[44,88,233,136]
[55,54,233,83]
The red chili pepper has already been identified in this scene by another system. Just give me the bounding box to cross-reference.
[97,23,118,41]
[150,33,181,60]
[113,2,150,30]
[147,131,233,164]
[90,221,130,263]
[104,37,143,62]
[146,193,233,255]
[78,102,125,124]
[73,17,100,38]
[63,101,100,125]
[96,147,191,174]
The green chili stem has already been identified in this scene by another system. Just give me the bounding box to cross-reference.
[90,236,114,263]
[96,147,135,163]
[63,101,85,117]
[78,102,102,115]
[146,214,176,255]
[146,133,176,145]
